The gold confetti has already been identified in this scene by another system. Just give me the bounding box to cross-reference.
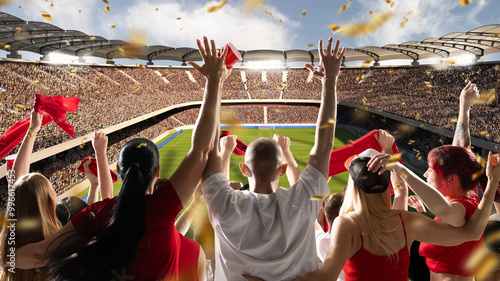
[420,31,424,35]
[206,0,228,13]
[426,4,430,8]
[480,131,491,139]
[362,97,368,103]
[13,104,25,111]
[243,0,266,12]
[104,5,110,14]
[131,85,140,93]
[156,8,158,11]
[415,113,420,119]
[301,9,307,17]
[348,140,354,145]
[320,118,337,128]
[446,118,458,127]
[336,11,394,36]
[110,24,117,29]
[310,193,330,201]
[476,89,495,105]
[101,0,109,4]
[361,59,373,68]
[79,10,82,13]
[328,24,342,33]
[466,247,499,280]
[136,143,147,148]
[279,18,283,24]
[472,155,485,181]
[265,10,273,18]
[338,2,351,14]
[307,44,315,48]
[88,34,95,40]
[175,17,182,20]
[69,70,76,76]
[400,17,408,28]
[408,140,415,145]
[0,43,10,49]
[424,81,432,87]
[459,0,473,7]
[398,100,406,106]
[385,0,394,8]
[369,10,373,15]
[18,5,22,8]
[386,153,402,168]
[40,11,53,21]
[17,218,40,230]
[50,2,54,7]
[413,148,422,160]
[494,65,499,70]
[136,63,145,69]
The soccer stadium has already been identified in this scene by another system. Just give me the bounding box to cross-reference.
[0,1,500,280]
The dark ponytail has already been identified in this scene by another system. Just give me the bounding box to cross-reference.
[51,138,159,281]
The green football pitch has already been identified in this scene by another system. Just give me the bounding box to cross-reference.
[77,127,360,198]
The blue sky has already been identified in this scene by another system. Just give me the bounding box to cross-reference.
[1,0,499,65]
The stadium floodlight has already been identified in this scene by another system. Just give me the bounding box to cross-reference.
[47,53,79,64]
[247,60,285,69]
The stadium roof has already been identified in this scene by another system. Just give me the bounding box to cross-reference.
[0,11,499,65]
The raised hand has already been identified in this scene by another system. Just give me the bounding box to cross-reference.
[83,160,98,186]
[29,109,43,134]
[486,152,500,187]
[273,134,290,153]
[374,129,395,154]
[304,37,346,81]
[460,81,480,109]
[220,135,238,155]
[408,195,426,212]
[92,131,108,153]
[189,37,231,82]
[367,153,402,175]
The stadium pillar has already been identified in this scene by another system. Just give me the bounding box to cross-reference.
[106,60,115,64]
[7,50,20,59]
[412,59,419,66]
[79,57,86,63]
[373,60,380,66]
[147,60,154,66]
[475,54,481,62]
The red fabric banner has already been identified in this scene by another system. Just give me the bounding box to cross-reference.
[220,130,247,156]
[77,157,119,183]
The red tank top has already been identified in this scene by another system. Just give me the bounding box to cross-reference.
[343,214,410,281]
[419,194,483,276]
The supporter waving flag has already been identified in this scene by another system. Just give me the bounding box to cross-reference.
[220,130,247,155]
[0,94,80,160]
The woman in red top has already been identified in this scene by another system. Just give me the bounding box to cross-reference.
[13,37,231,281]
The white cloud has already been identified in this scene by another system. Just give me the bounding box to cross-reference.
[104,1,298,50]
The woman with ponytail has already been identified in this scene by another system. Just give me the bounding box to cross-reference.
[14,37,230,281]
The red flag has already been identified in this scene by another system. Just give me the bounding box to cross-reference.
[0,94,80,160]
[77,157,118,183]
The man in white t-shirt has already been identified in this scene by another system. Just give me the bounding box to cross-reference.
[202,37,346,281]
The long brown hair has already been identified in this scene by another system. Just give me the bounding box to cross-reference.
[0,173,60,281]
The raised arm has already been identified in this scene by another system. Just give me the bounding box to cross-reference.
[220,135,237,179]
[12,110,42,180]
[83,160,99,205]
[368,155,467,227]
[452,81,479,147]
[374,130,408,210]
[92,131,113,200]
[175,183,204,235]
[273,134,301,186]
[305,38,346,178]
[169,37,230,206]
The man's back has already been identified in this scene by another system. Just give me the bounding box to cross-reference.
[203,165,329,281]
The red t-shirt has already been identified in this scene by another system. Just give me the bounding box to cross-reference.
[419,194,484,276]
[71,180,200,281]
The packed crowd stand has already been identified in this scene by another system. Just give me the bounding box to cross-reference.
[1,62,499,203]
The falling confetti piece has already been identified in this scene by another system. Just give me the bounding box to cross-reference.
[494,65,499,70]
[104,5,110,14]
[136,143,147,148]
[400,17,408,28]
[301,9,307,17]
[426,4,430,8]
[385,0,394,8]
[446,118,458,127]
[18,5,22,8]
[310,193,330,201]
[175,17,181,20]
[50,2,54,7]
[348,140,354,145]
[369,10,373,15]
[0,43,10,49]
[398,100,406,106]
[69,70,76,76]
[424,81,432,87]
[206,0,228,13]
[386,153,402,168]
[17,218,40,230]
[156,8,158,11]
[466,246,498,280]
[40,11,53,21]
[335,11,394,36]
[320,118,337,128]
[472,155,485,181]
[408,140,415,145]
[338,2,351,14]
[131,85,140,93]
[265,10,273,18]
[13,104,25,111]
[328,24,342,33]
[361,59,373,68]
[279,18,283,24]
[413,148,422,160]
[476,89,495,105]
[136,63,146,69]
[101,0,109,4]
[459,0,473,7]
[480,131,491,139]
[244,0,266,12]
[307,44,315,48]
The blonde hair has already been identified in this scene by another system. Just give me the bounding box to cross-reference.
[340,177,403,260]
[0,173,61,281]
